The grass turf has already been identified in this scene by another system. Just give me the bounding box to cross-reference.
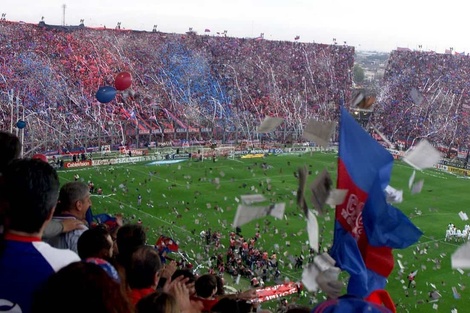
[57,152,470,312]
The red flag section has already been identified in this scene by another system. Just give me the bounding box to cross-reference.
[330,107,422,298]
[155,235,179,252]
[254,282,300,302]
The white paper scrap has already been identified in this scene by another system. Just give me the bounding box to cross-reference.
[403,139,442,170]
[384,185,403,203]
[302,120,336,148]
[408,170,416,190]
[451,241,470,269]
[310,169,333,213]
[240,194,266,205]
[258,117,284,133]
[411,179,424,195]
[232,203,285,228]
[306,210,319,252]
[325,189,348,208]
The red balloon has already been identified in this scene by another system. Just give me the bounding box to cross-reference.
[32,153,48,163]
[114,72,132,91]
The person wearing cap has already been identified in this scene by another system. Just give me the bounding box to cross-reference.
[0,159,80,313]
[45,181,91,253]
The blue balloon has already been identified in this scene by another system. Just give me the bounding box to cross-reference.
[95,86,117,103]
[16,120,26,129]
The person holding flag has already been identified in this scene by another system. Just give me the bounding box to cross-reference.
[324,106,422,311]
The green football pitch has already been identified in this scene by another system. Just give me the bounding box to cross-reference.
[57,152,470,312]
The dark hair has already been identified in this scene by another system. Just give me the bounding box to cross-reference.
[195,274,218,298]
[77,225,112,260]
[127,245,162,289]
[136,291,178,313]
[55,181,89,214]
[116,224,147,270]
[171,268,195,283]
[32,261,134,313]
[211,298,253,313]
[0,131,21,174]
[215,275,225,296]
[3,158,59,233]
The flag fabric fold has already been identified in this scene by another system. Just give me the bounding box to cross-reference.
[155,235,179,252]
[330,106,422,298]
[362,177,423,249]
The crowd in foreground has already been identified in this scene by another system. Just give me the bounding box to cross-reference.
[1,128,416,313]
[0,130,315,313]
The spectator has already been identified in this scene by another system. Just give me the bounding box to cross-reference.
[137,285,198,313]
[215,275,225,297]
[85,257,122,283]
[45,181,91,253]
[157,260,178,290]
[42,218,85,241]
[210,298,257,313]
[115,223,147,272]
[191,274,219,312]
[127,245,162,305]
[0,131,83,240]
[136,291,179,313]
[0,131,21,174]
[172,268,197,297]
[0,131,21,236]
[77,225,114,260]
[0,159,80,313]
[32,261,134,313]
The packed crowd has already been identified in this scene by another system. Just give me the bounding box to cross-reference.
[378,50,470,151]
[199,227,307,288]
[0,20,353,155]
[2,21,470,156]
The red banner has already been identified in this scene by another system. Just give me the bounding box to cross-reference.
[64,160,92,168]
[254,282,299,302]
[119,147,148,156]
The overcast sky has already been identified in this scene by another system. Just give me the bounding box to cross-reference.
[2,0,468,53]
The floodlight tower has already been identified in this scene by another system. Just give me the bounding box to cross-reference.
[62,4,66,26]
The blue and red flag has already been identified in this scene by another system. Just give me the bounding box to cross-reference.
[329,107,422,297]
[86,207,120,231]
[155,235,179,252]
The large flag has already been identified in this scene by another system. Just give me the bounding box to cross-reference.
[329,107,422,297]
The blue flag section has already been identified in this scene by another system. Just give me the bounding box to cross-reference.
[363,177,423,249]
[329,107,422,298]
